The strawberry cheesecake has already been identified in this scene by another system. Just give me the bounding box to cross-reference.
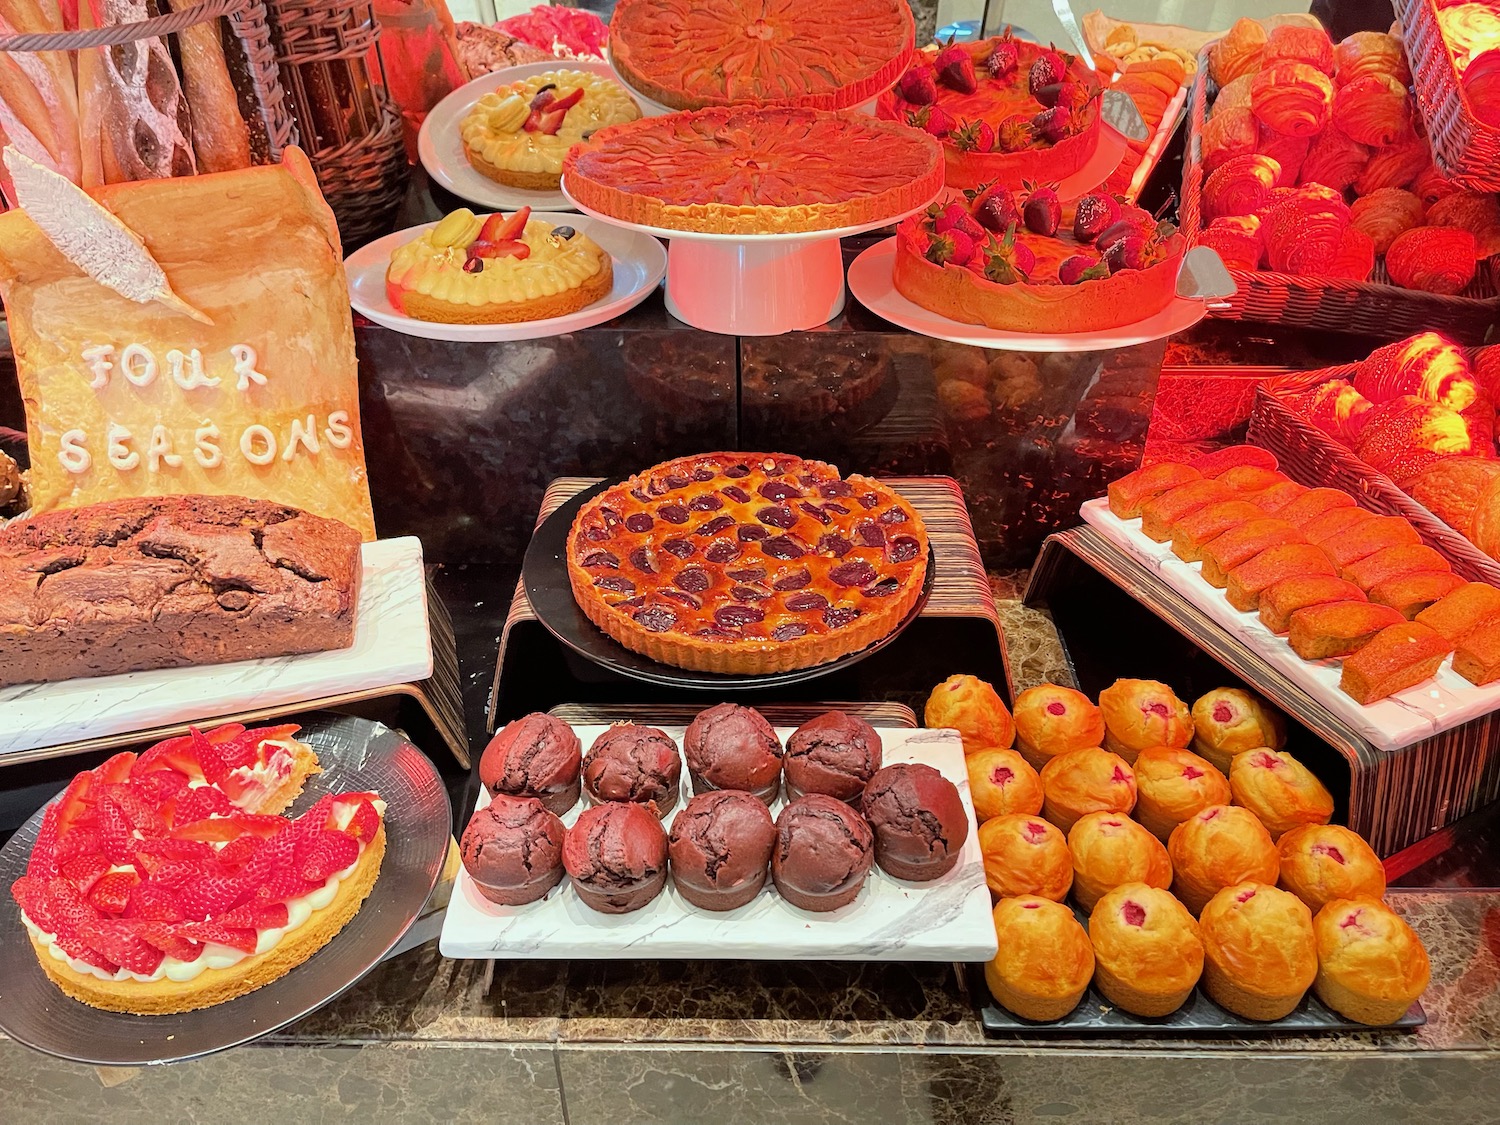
[11,723,386,1015]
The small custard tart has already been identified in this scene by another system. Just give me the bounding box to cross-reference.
[386,208,613,325]
[461,69,641,191]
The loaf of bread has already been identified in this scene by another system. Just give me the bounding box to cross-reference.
[1259,575,1367,634]
[1200,518,1304,587]
[1171,500,1265,563]
[162,0,254,173]
[1414,581,1500,642]
[1108,463,1202,518]
[1368,571,1466,619]
[0,495,361,687]
[1288,600,1404,659]
[1339,622,1451,703]
[1140,479,1235,541]
[1225,543,1338,612]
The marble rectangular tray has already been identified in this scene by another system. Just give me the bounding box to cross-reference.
[1079,498,1500,753]
[440,725,996,961]
[0,538,433,755]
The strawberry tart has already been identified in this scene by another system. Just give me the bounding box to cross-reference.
[10,723,386,1015]
[892,185,1186,333]
[877,32,1102,191]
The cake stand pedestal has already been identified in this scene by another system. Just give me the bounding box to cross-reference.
[563,182,938,335]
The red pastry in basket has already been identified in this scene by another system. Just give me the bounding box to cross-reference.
[1209,19,1267,87]
[1328,226,1376,281]
[1298,127,1370,193]
[1289,380,1374,443]
[1261,24,1334,75]
[1354,333,1479,410]
[1332,74,1412,147]
[1332,31,1410,87]
[1426,192,1500,259]
[1197,216,1263,271]
[1262,187,1351,275]
[1350,189,1426,254]
[1203,155,1281,222]
[1251,63,1334,138]
[1355,397,1484,482]
[1354,141,1431,197]
[1202,107,1261,174]
[1385,227,1479,295]
[1258,129,1309,187]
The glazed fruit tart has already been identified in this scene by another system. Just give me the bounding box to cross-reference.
[566,453,930,674]
[609,0,914,111]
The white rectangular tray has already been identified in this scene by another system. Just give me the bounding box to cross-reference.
[1080,498,1500,752]
[440,725,996,961]
[0,537,433,755]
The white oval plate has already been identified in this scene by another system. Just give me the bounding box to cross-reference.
[418,59,639,212]
[346,212,666,342]
[847,237,1207,352]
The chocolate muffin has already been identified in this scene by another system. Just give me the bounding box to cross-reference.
[460,795,566,906]
[861,763,970,881]
[683,703,783,804]
[562,802,669,914]
[478,713,582,817]
[668,791,777,911]
[582,724,682,817]
[783,711,884,801]
[771,794,875,912]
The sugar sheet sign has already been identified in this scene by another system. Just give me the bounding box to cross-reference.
[441,727,996,961]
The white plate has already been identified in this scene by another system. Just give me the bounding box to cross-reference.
[847,237,1207,352]
[418,60,636,212]
[346,213,667,342]
[440,726,996,962]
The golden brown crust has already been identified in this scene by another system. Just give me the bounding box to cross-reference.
[256,741,322,816]
[394,260,613,325]
[33,826,385,1015]
[462,142,562,191]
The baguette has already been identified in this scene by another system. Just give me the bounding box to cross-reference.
[162,0,252,172]
[0,0,81,185]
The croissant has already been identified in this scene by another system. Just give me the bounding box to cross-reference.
[1476,346,1500,401]
[1198,215,1264,270]
[1202,106,1260,174]
[1355,332,1479,412]
[1353,139,1430,195]
[1332,74,1412,147]
[1328,224,1376,280]
[1203,154,1282,220]
[1356,396,1481,482]
[1262,23,1335,75]
[1263,187,1352,275]
[1210,18,1267,86]
[1213,74,1254,119]
[1463,48,1500,128]
[1253,63,1335,137]
[1258,128,1310,186]
[1350,188,1425,253]
[1386,226,1479,294]
[1299,126,1371,191]
[1292,378,1373,443]
[1332,31,1411,87]
[1413,163,1460,207]
[1426,191,1500,258]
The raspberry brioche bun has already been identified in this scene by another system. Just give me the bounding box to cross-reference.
[985,897,1095,1021]
[1012,684,1106,771]
[1191,688,1287,774]
[1097,679,1193,764]
[977,814,1072,901]
[1312,898,1431,1025]
[1088,883,1204,1017]
[966,748,1043,821]
[1199,882,1318,1020]
[925,674,1015,752]
[1168,805,1280,915]
[1277,824,1386,913]
[1132,747,1232,842]
[1229,748,1335,840]
[1067,812,1173,913]
[1040,747,1138,834]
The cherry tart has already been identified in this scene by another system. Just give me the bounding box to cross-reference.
[566,453,930,674]
[10,723,386,1015]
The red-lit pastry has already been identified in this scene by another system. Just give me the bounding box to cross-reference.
[1339,621,1452,704]
[1107,462,1203,519]
[1312,898,1430,1025]
[1140,479,1236,542]
[1262,24,1334,74]
[479,712,582,817]
[1088,883,1204,1017]
[1328,225,1375,280]
[1426,192,1500,259]
[1252,63,1334,137]
[1258,128,1308,186]
[1011,683,1106,771]
[668,790,776,911]
[1333,31,1409,86]
[1331,74,1411,147]
[1385,227,1479,295]
[1171,500,1266,563]
[771,794,875,911]
[1368,571,1465,619]
[985,896,1094,1020]
[461,795,566,906]
[1276,488,1356,528]
[1298,126,1369,192]
[925,673,1015,752]
[1202,106,1261,173]
[1260,575,1369,634]
[1354,140,1430,196]
[1228,748,1335,839]
[1201,518,1305,588]
[977,813,1071,901]
[1203,154,1281,222]
[1456,620,1500,685]
[1097,679,1192,764]
[1192,448,1280,478]
[1197,215,1264,271]
[1353,333,1478,410]
[1288,599,1405,659]
[1276,823,1386,912]
[1132,746,1232,842]
[862,763,969,881]
[1067,811,1172,912]
[966,748,1043,821]
[1289,379,1373,443]
[1226,543,1339,612]
[1040,747,1137,833]
[563,802,669,913]
[1208,19,1267,87]
[1167,804,1280,915]
[1262,186,1350,274]
[1416,581,1500,643]
[1198,882,1317,1020]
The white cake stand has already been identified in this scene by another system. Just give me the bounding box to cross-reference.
[561,179,939,335]
[606,56,891,117]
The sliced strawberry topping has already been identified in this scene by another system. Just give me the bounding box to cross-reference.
[216,835,266,870]
[87,871,138,915]
[47,876,102,932]
[100,784,162,834]
[134,837,218,866]
[94,752,136,786]
[12,875,60,932]
[218,901,289,930]
[126,882,187,923]
[478,206,530,243]
[78,919,165,976]
[338,797,381,844]
[177,921,257,955]
[523,86,583,134]
[173,786,236,827]
[175,812,287,843]
[95,797,137,866]
[177,872,252,922]
[253,865,323,906]
[217,724,299,770]
[300,832,360,883]
[58,852,111,893]
[28,802,62,881]
[190,727,229,784]
[133,921,204,963]
[137,769,191,810]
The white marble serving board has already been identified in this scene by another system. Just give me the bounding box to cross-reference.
[440,726,996,961]
[1080,499,1500,752]
[0,538,433,755]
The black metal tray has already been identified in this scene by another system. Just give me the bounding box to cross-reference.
[522,480,936,691]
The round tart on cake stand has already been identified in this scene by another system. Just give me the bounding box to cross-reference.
[561,106,944,335]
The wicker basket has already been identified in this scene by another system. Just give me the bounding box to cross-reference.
[264,0,407,244]
[1182,47,1500,343]
[1398,0,1500,191]
[1247,362,1500,585]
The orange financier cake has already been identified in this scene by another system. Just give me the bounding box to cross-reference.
[1171,500,1266,563]
[387,208,612,325]
[1368,571,1465,620]
[1288,600,1405,660]
[1259,576,1368,635]
[1140,479,1235,541]
[1339,622,1451,703]
[1108,462,1202,519]
[1225,543,1338,612]
[567,454,929,675]
[12,724,385,1015]
[609,0,915,111]
[562,108,943,234]
[1200,519,1304,587]
[1415,581,1500,643]
[1455,620,1500,685]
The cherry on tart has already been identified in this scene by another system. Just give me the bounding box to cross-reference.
[11,723,386,1015]
[566,453,929,675]
[561,107,943,235]
[608,0,914,112]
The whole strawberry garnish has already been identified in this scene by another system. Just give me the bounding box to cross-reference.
[1073,191,1120,243]
[1028,46,1070,99]
[906,104,957,138]
[951,118,996,153]
[1055,80,1096,113]
[1104,233,1149,273]
[986,31,1019,79]
[896,66,938,105]
[1059,254,1110,284]
[995,113,1035,152]
[934,37,978,95]
[1022,183,1061,236]
[934,201,985,242]
[1032,105,1072,144]
[981,225,1034,284]
[926,229,977,267]
[973,189,1021,233]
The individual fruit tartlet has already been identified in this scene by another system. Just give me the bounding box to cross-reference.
[1132,746,1231,842]
[1039,747,1137,834]
[1312,897,1430,1025]
[13,724,386,1015]
[1067,811,1173,913]
[877,32,1103,190]
[893,188,1186,334]
[683,703,783,804]
[1168,804,1280,916]
[1011,683,1105,771]
[771,794,875,912]
[461,795,566,906]
[1276,824,1386,913]
[977,813,1071,901]
[562,802,669,914]
[1228,748,1335,840]
[1097,678,1193,764]
[567,454,929,676]
[386,207,612,325]
[667,791,776,911]
[966,748,1043,821]
[1088,883,1204,1017]
[783,710,883,801]
[562,107,943,235]
[986,896,1095,1021]
[861,762,970,881]
[582,723,683,816]
[609,0,914,112]
[1198,882,1318,1021]
[479,712,582,817]
[460,69,640,190]
[925,673,1015,752]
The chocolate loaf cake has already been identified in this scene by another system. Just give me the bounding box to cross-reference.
[0,495,361,686]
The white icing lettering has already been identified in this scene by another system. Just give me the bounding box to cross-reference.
[232,344,267,391]
[82,344,115,390]
[283,415,321,461]
[166,348,219,390]
[240,424,277,465]
[193,424,223,469]
[146,424,182,472]
[58,429,90,474]
[120,343,158,387]
[107,423,139,470]
[324,410,353,450]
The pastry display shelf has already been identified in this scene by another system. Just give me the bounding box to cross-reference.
[560,180,941,336]
[1025,526,1500,858]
